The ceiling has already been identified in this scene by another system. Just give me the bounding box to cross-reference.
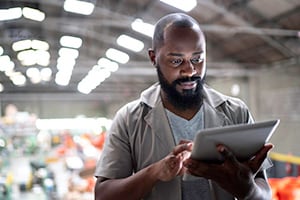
[0,0,299,102]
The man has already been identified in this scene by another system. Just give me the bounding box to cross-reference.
[94,13,273,200]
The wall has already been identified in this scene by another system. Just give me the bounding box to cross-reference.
[248,65,300,156]
[208,64,300,156]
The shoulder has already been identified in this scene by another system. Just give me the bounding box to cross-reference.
[203,84,253,124]
[203,84,249,109]
[115,82,160,119]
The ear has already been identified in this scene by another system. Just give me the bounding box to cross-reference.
[148,48,156,66]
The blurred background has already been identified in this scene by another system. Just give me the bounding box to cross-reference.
[0,0,299,199]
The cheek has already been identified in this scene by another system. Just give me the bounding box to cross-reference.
[197,63,206,79]
[163,68,180,83]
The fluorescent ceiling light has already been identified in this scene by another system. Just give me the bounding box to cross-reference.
[60,35,82,49]
[0,46,3,55]
[58,47,79,59]
[0,56,15,72]
[105,48,129,64]
[64,0,95,15]
[117,35,144,52]
[10,72,26,86]
[77,82,92,94]
[57,57,76,70]
[55,71,71,86]
[131,19,154,38]
[26,67,40,78]
[31,40,49,50]
[12,40,32,51]
[13,39,49,51]
[27,67,52,82]
[0,7,22,21]
[0,55,11,65]
[0,83,3,92]
[17,50,35,61]
[22,7,45,22]
[36,50,50,60]
[160,0,197,12]
[21,59,36,66]
[26,67,41,84]
[17,49,50,66]
[77,61,113,94]
[97,58,119,72]
[40,68,52,81]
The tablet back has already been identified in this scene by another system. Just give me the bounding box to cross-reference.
[191,119,280,163]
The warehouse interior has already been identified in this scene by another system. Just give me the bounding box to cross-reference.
[0,0,299,199]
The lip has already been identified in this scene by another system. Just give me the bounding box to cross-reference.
[179,81,197,90]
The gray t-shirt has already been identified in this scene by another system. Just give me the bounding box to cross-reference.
[166,107,212,200]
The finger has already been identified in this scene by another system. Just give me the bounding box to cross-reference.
[179,139,192,145]
[249,143,274,172]
[172,143,193,155]
[217,144,239,165]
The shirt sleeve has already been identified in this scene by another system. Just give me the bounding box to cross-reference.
[94,107,133,179]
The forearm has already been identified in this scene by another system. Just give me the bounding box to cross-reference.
[95,164,159,200]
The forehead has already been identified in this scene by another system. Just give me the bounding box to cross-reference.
[162,26,205,53]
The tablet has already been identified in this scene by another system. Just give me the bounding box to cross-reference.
[190,119,280,163]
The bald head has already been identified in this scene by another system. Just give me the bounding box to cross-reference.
[152,13,204,51]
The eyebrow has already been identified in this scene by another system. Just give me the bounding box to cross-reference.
[167,51,204,57]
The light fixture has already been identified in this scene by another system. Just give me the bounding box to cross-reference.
[105,48,129,64]
[60,35,82,49]
[0,56,15,72]
[31,40,49,50]
[55,71,71,86]
[56,57,76,70]
[0,46,3,55]
[131,19,154,38]
[77,64,109,94]
[10,72,26,86]
[12,40,32,51]
[17,49,35,61]
[0,7,22,21]
[0,55,11,66]
[231,84,240,96]
[58,47,79,59]
[97,58,119,72]
[40,68,52,81]
[160,0,197,12]
[117,34,144,52]
[26,67,40,78]
[13,39,49,52]
[22,7,45,22]
[35,50,51,66]
[0,83,3,92]
[63,0,95,15]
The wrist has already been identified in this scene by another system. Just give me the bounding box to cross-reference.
[146,162,161,182]
[236,185,258,200]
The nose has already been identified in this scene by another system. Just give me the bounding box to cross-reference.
[180,61,197,77]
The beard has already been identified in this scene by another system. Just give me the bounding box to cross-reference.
[157,66,204,110]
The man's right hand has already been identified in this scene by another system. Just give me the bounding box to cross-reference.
[153,140,193,182]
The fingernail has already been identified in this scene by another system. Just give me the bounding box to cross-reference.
[217,145,224,152]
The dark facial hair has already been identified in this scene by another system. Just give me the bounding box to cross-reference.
[157,66,204,110]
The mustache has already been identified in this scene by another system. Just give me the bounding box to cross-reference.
[174,76,202,84]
